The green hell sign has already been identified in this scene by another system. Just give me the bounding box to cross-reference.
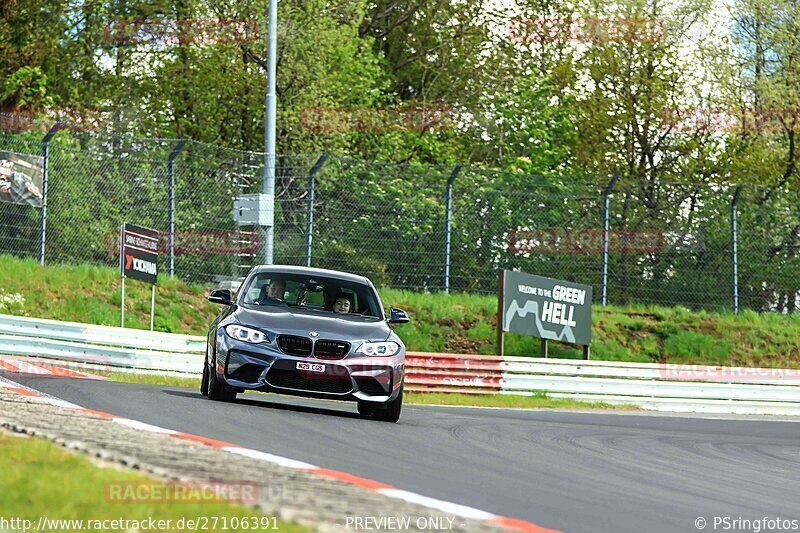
[500,270,593,346]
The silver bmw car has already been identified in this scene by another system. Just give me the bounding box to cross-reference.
[202,265,410,422]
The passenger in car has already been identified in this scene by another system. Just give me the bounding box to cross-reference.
[333,295,353,314]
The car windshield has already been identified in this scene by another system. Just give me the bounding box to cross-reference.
[240,272,382,318]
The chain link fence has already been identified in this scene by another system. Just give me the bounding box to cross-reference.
[0,120,798,313]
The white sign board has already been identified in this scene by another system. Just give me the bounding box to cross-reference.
[233,193,274,226]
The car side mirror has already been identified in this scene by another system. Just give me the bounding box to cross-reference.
[388,308,410,324]
[208,289,233,306]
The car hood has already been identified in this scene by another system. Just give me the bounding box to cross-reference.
[233,306,395,342]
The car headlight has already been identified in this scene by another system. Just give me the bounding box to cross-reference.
[356,341,401,356]
[225,324,269,344]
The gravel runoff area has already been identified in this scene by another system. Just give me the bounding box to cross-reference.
[0,381,509,533]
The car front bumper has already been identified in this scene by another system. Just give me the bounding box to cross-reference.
[215,329,404,403]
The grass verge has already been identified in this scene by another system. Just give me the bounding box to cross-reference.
[2,254,799,367]
[0,255,216,333]
[109,372,201,389]
[0,431,306,532]
[403,392,634,410]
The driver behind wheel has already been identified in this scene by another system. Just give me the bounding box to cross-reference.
[258,278,287,305]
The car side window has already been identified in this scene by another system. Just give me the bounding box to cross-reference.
[246,281,264,302]
[244,277,271,304]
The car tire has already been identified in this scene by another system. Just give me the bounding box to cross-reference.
[357,401,373,416]
[200,344,210,396]
[207,344,237,402]
[371,387,402,423]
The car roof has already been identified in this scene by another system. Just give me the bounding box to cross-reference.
[249,264,373,285]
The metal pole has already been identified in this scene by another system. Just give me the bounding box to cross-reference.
[120,223,125,328]
[167,140,187,277]
[38,143,48,265]
[496,269,505,356]
[305,173,314,267]
[150,285,155,331]
[121,277,125,328]
[444,165,463,293]
[38,124,61,265]
[262,0,279,264]
[305,154,329,267]
[601,175,619,306]
[732,186,743,315]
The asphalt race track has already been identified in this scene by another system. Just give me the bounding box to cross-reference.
[9,376,800,533]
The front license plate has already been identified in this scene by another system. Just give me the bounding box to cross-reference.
[297,362,325,373]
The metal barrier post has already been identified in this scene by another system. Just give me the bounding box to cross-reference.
[38,123,62,265]
[121,277,125,328]
[150,285,155,331]
[601,175,619,306]
[443,165,463,293]
[305,154,329,267]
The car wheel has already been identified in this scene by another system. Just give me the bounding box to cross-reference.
[200,343,210,396]
[207,345,237,402]
[371,387,402,423]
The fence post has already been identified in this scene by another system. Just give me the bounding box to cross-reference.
[305,154,329,267]
[167,140,187,277]
[38,123,62,266]
[443,164,463,293]
[731,186,743,315]
[601,175,619,306]
[496,269,505,356]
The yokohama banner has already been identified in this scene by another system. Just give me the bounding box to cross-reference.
[121,223,159,285]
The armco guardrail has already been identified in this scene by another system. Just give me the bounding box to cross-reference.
[0,314,204,353]
[0,314,205,374]
[2,314,800,414]
[404,353,800,414]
